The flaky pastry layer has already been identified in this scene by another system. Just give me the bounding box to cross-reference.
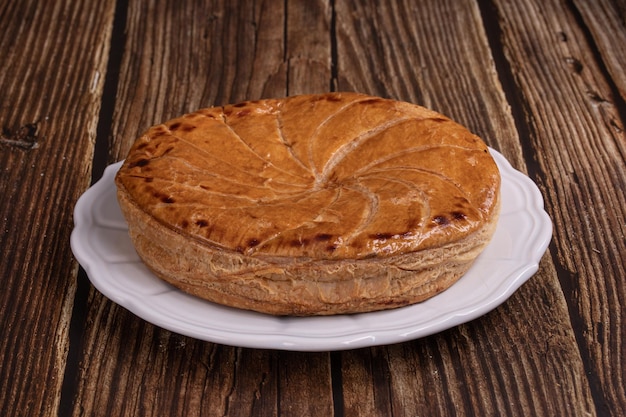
[115,92,501,315]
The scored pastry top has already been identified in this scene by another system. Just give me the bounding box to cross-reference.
[115,92,500,260]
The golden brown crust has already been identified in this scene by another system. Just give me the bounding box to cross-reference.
[115,92,500,315]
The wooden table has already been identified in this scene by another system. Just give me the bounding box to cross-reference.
[1,0,624,415]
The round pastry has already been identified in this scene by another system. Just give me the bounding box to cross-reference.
[115,92,500,316]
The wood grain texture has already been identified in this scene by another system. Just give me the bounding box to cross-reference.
[285,0,332,95]
[1,0,624,416]
[334,0,596,415]
[573,0,626,101]
[490,0,626,415]
[75,296,330,416]
[0,0,115,416]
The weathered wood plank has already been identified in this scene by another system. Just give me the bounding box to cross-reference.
[0,0,116,416]
[4,0,625,415]
[488,0,626,415]
[71,1,335,416]
[573,0,626,101]
[334,0,596,415]
[285,0,332,95]
[74,299,280,416]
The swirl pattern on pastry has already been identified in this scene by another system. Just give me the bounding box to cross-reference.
[115,93,500,315]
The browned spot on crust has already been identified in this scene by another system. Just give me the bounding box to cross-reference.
[290,238,310,247]
[371,232,394,240]
[196,219,209,227]
[315,233,333,241]
[451,211,467,221]
[130,158,150,168]
[248,238,260,247]
[433,215,449,225]
[180,124,196,132]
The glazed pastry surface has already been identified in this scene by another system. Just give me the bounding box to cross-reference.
[115,93,501,315]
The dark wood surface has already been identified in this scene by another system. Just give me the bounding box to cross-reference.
[1,0,624,416]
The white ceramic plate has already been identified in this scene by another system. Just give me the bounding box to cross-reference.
[71,149,552,351]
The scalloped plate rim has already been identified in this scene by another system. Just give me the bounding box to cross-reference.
[71,148,552,351]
